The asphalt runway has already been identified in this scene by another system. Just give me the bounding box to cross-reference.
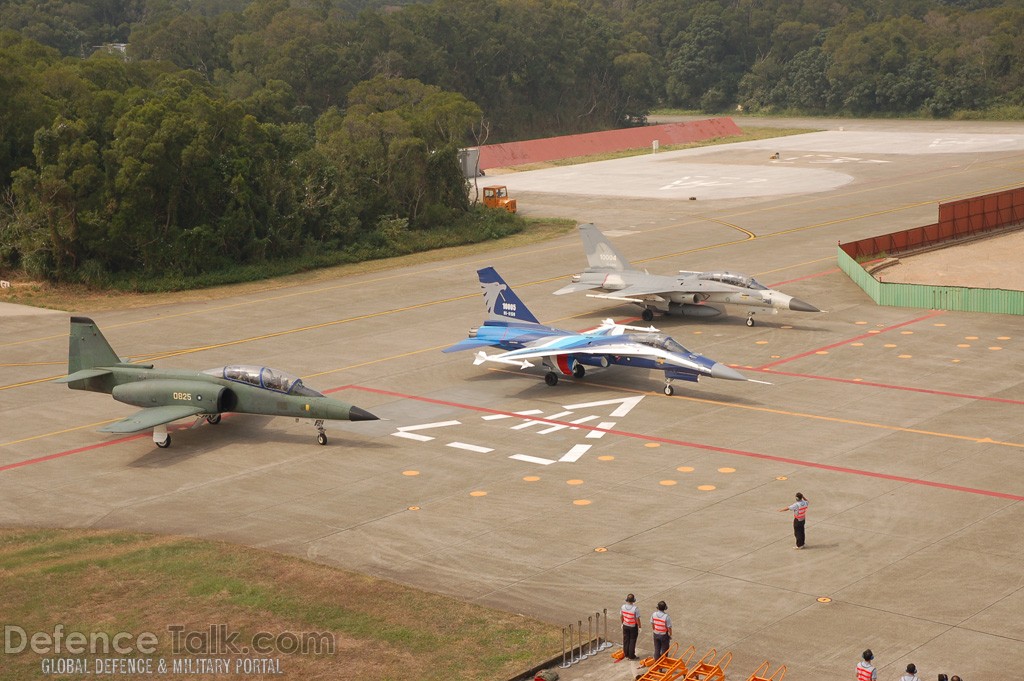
[3,119,1024,680]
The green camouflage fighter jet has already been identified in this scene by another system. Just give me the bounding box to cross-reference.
[56,317,378,448]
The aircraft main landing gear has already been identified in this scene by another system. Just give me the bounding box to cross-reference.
[315,419,327,445]
[544,372,559,386]
[642,308,655,322]
[663,379,674,396]
[573,363,586,379]
[206,414,222,425]
[153,425,171,448]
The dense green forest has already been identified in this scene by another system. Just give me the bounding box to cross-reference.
[2,0,1023,287]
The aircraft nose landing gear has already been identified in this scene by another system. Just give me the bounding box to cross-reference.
[746,312,756,327]
[315,419,327,445]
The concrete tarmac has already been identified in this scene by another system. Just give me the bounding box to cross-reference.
[3,119,1024,681]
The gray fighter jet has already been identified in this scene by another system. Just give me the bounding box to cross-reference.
[554,224,820,326]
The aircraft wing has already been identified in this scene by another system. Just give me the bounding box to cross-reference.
[612,283,676,298]
[54,368,112,383]
[442,338,497,354]
[553,282,602,295]
[480,340,708,372]
[98,405,207,434]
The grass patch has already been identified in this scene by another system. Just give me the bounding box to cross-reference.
[0,217,574,312]
[0,527,562,681]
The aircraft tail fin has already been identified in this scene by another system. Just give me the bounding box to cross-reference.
[68,316,121,374]
[579,223,633,272]
[477,268,540,323]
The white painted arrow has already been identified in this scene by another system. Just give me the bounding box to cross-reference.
[391,420,461,442]
[563,395,645,418]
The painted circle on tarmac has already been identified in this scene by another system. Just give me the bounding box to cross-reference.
[523,476,540,482]
[697,485,716,491]
[470,491,487,497]
[598,455,615,461]
[402,470,420,476]
[594,547,607,553]
[408,506,420,511]
[677,466,695,473]
[659,480,677,486]
[573,499,592,506]
[645,442,660,448]
[718,467,736,473]
[567,479,584,486]
[776,476,788,480]
[817,597,832,603]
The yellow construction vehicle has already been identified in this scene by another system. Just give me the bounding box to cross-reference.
[482,185,517,213]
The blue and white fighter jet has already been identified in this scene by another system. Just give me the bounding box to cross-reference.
[444,268,764,395]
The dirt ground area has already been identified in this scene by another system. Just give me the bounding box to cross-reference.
[876,229,1024,290]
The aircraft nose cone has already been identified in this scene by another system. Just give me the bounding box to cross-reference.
[709,363,749,382]
[788,297,820,313]
[349,406,379,421]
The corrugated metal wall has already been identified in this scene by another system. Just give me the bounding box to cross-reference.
[837,244,1024,315]
[840,188,1024,260]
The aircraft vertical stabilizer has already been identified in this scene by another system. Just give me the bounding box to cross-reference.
[579,223,633,271]
[477,267,540,324]
[68,316,121,374]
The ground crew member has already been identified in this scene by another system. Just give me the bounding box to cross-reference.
[779,492,809,548]
[650,601,672,662]
[856,649,877,681]
[620,593,640,660]
[900,663,920,681]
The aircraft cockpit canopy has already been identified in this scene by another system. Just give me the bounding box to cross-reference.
[203,365,323,397]
[697,271,768,290]
[624,332,693,357]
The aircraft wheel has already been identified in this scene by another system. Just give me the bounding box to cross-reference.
[156,435,171,449]
[746,316,755,327]
[664,385,674,396]
[573,363,586,379]
[544,372,559,386]
[317,432,328,446]
[206,414,222,425]
[642,308,654,322]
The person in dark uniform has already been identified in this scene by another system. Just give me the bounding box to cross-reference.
[650,600,672,662]
[620,593,640,660]
[779,492,809,549]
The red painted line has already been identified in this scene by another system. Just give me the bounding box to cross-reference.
[747,367,1024,405]
[0,435,145,472]
[347,385,1024,502]
[10,379,1022,502]
[756,310,946,369]
[767,268,840,287]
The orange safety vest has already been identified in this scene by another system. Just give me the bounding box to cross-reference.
[651,612,669,634]
[793,500,808,521]
[621,604,638,627]
[856,661,875,681]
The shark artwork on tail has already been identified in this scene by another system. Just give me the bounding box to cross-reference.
[444,268,766,395]
[56,317,378,448]
[555,223,820,326]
